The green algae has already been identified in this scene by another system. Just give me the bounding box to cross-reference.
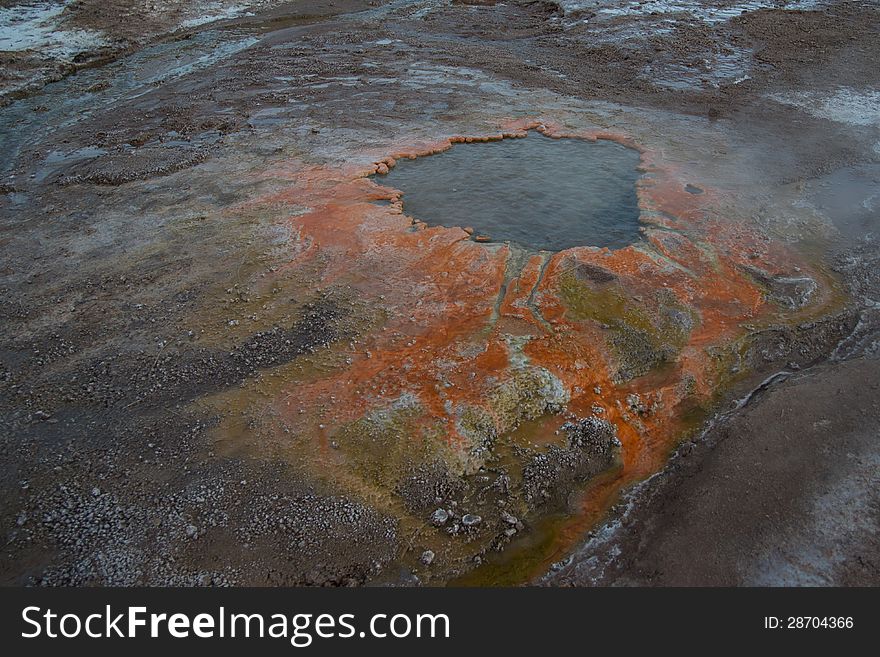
[449,463,625,586]
[559,272,695,381]
[488,366,570,431]
[333,396,434,489]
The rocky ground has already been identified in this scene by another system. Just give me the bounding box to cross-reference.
[544,235,880,586]
[1,1,878,586]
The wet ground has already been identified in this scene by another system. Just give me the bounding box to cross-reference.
[0,0,878,586]
[545,357,880,586]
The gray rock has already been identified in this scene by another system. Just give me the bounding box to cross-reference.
[420,550,435,566]
[431,508,449,526]
[461,513,482,527]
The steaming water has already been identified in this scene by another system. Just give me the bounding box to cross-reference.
[374,132,643,251]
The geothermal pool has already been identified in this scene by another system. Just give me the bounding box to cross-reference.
[374,132,643,251]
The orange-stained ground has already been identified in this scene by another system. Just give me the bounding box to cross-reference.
[229,118,837,580]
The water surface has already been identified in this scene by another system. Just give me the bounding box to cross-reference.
[375,132,643,251]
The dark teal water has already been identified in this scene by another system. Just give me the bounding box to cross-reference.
[373,132,643,251]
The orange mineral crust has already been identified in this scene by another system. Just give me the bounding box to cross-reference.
[231,119,831,580]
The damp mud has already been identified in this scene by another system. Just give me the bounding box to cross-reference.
[373,131,643,251]
[1,0,879,586]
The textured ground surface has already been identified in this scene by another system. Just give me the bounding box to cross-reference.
[545,357,880,586]
[1,0,878,586]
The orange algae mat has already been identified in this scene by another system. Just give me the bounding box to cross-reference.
[232,119,836,581]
